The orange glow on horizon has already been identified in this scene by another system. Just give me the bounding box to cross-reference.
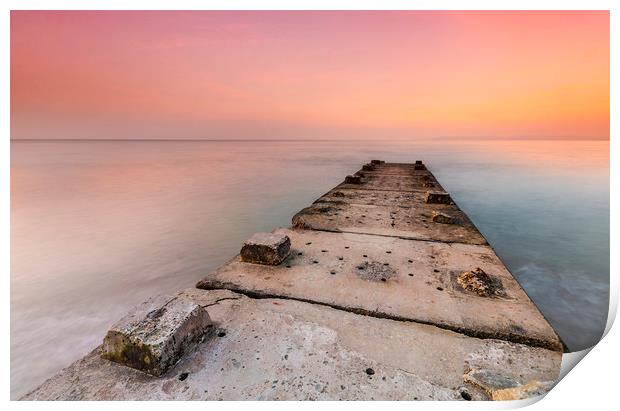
[11,11,609,140]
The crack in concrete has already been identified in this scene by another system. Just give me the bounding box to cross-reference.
[201,297,242,308]
[196,282,560,352]
[296,226,488,246]
[338,187,434,194]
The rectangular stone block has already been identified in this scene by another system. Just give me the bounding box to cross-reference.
[426,191,452,204]
[101,294,213,376]
[463,369,555,401]
[432,211,454,224]
[240,232,291,265]
[344,175,361,184]
[362,164,375,171]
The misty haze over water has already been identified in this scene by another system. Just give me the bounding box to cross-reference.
[11,139,609,398]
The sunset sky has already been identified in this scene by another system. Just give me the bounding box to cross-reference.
[11,11,609,140]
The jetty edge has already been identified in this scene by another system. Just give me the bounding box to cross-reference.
[23,160,563,401]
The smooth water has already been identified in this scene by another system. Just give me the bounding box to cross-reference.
[10,139,609,398]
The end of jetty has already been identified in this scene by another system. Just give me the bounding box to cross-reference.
[24,161,563,401]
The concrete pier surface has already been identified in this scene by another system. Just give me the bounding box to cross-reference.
[23,161,563,401]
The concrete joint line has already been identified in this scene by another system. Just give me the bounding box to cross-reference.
[198,284,558,351]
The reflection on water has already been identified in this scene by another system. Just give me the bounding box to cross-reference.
[11,139,609,398]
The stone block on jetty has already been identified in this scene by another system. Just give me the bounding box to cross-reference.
[457,268,505,297]
[240,232,291,265]
[426,191,452,204]
[463,369,554,401]
[432,211,454,224]
[362,163,375,171]
[101,294,213,376]
[344,175,361,184]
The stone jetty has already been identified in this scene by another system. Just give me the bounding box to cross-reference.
[23,161,563,401]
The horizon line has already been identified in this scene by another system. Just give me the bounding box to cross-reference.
[10,137,611,142]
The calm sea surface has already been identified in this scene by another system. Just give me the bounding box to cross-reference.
[11,139,609,398]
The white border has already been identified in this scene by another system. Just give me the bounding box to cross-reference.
[2,1,616,409]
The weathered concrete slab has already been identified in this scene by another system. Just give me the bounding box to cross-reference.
[356,166,430,176]
[101,294,213,376]
[363,162,423,172]
[338,162,445,192]
[24,289,561,401]
[294,198,488,245]
[357,169,421,177]
[316,187,426,207]
[197,228,562,351]
[338,174,442,192]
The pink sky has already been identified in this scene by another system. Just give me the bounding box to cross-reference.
[11,11,609,140]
